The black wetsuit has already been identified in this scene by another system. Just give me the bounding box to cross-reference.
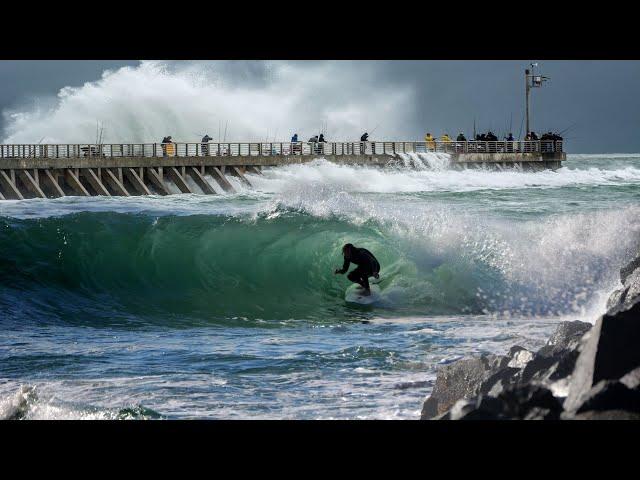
[339,247,380,291]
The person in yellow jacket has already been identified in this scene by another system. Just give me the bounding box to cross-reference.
[424,132,435,151]
[440,133,452,151]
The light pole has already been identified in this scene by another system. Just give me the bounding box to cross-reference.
[524,62,549,137]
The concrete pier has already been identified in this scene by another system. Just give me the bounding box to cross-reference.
[0,141,565,199]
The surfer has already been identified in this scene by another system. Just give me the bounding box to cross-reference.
[334,243,380,296]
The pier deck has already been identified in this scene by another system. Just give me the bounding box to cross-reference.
[0,140,565,199]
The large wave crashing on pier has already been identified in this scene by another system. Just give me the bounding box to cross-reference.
[1,61,414,144]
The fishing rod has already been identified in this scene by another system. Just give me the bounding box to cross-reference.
[558,122,578,136]
[223,121,229,142]
[369,122,382,136]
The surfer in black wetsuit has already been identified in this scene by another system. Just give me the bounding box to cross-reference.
[334,243,380,296]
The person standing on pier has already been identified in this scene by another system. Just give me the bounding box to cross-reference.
[161,136,173,156]
[309,134,319,155]
[291,133,300,154]
[505,132,515,152]
[424,132,435,151]
[360,132,369,154]
[201,134,212,156]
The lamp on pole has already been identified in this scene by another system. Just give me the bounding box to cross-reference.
[525,62,549,137]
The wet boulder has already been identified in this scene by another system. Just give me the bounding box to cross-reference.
[620,253,640,284]
[605,253,640,313]
[537,320,592,358]
[567,367,640,417]
[506,346,534,369]
[449,383,562,421]
[564,301,640,413]
[421,354,505,419]
[421,321,592,420]
[487,322,591,395]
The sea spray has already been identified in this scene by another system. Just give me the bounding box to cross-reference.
[2,61,414,144]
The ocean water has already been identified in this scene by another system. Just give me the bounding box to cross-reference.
[1,154,639,419]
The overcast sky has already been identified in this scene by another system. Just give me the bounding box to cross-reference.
[1,60,638,153]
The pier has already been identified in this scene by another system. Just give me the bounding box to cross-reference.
[0,140,565,199]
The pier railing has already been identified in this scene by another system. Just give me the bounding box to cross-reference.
[0,140,563,159]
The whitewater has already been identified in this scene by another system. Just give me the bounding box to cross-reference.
[1,153,639,419]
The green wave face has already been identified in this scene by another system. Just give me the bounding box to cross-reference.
[0,211,497,326]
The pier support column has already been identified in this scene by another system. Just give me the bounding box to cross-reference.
[246,166,263,175]
[84,168,111,196]
[167,167,193,193]
[187,167,217,194]
[206,166,235,193]
[17,170,46,198]
[124,168,152,195]
[64,169,90,196]
[42,169,65,198]
[0,170,24,199]
[145,167,169,195]
[103,168,130,196]
[230,166,252,187]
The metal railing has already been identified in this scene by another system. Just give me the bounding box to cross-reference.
[0,141,563,159]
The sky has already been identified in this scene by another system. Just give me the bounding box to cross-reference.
[0,60,638,153]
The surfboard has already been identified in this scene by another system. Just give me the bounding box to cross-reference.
[345,284,382,305]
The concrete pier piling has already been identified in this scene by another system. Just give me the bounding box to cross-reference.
[0,140,565,200]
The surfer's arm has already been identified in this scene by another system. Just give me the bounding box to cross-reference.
[334,258,350,274]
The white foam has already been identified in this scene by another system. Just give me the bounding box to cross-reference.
[246,159,640,195]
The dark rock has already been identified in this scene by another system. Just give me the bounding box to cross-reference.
[451,383,562,420]
[502,321,590,389]
[620,254,640,284]
[506,346,534,369]
[481,367,520,397]
[572,367,640,415]
[606,288,626,312]
[564,301,640,413]
[521,347,581,385]
[421,354,504,419]
[571,410,640,420]
[422,322,591,419]
[537,320,592,358]
[606,270,640,313]
[576,379,640,414]
[606,254,640,313]
[451,396,508,420]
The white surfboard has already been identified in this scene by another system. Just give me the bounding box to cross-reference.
[345,284,382,305]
